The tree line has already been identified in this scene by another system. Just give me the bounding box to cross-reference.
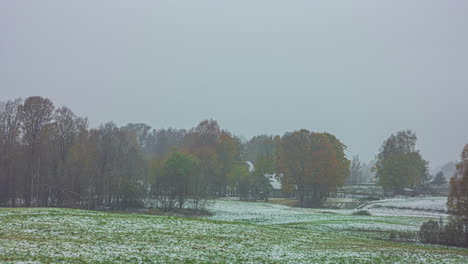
[4,97,445,211]
[0,96,351,209]
[0,97,246,210]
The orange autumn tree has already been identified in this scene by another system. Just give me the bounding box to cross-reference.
[183,120,222,196]
[324,133,350,187]
[183,119,241,196]
[218,131,241,186]
[277,130,348,207]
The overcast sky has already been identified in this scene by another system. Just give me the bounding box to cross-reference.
[1,1,467,169]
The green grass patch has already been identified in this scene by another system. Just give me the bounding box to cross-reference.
[0,203,467,263]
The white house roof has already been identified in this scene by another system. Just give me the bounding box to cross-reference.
[245,161,281,190]
[266,173,281,190]
[245,161,254,172]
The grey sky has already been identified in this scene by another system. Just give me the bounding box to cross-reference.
[1,1,468,169]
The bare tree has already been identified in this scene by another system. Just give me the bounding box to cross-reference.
[19,96,54,206]
[50,107,81,204]
[348,155,363,185]
[0,98,22,206]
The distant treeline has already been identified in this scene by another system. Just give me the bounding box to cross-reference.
[0,96,352,209]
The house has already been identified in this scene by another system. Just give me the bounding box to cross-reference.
[245,161,287,198]
[265,173,284,198]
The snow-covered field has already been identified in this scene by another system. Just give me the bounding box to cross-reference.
[207,199,318,224]
[0,198,467,263]
[359,196,448,217]
[207,197,448,224]
[364,197,447,211]
[205,199,451,245]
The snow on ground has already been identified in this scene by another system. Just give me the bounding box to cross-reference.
[364,197,447,211]
[204,199,435,244]
[206,199,317,224]
[359,196,448,217]
[0,198,467,263]
[206,197,448,226]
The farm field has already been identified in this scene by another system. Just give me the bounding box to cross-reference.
[1,199,467,264]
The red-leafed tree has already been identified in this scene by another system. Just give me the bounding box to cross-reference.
[421,144,468,247]
[277,130,349,207]
[447,145,468,234]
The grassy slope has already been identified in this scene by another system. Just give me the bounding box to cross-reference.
[0,204,467,264]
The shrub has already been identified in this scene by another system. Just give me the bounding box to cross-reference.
[352,210,372,216]
[419,218,468,247]
[112,179,147,210]
[388,231,417,242]
[147,208,161,215]
[420,220,442,244]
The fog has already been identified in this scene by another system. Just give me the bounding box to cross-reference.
[1,0,468,168]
